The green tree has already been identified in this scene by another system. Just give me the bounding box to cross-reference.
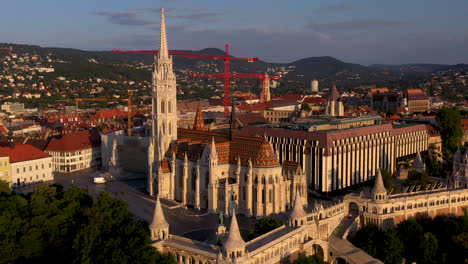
[377,230,404,264]
[380,168,394,192]
[436,107,463,154]
[397,219,424,263]
[0,185,175,264]
[249,217,283,239]
[404,170,431,189]
[350,223,380,256]
[418,232,438,264]
[0,180,11,195]
[301,103,311,112]
[293,254,329,264]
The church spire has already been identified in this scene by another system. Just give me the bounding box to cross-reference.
[329,83,340,101]
[158,8,169,60]
[193,106,206,131]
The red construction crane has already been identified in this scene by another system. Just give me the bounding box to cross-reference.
[188,72,281,103]
[112,44,258,116]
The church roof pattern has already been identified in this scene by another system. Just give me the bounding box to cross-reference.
[165,128,280,168]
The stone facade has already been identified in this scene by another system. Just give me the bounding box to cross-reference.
[157,130,307,217]
[347,169,468,229]
[240,123,429,193]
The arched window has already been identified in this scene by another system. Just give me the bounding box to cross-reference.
[161,100,165,113]
[162,122,166,135]
[169,122,172,135]
[168,100,172,113]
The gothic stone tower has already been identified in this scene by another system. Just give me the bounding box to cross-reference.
[148,8,178,196]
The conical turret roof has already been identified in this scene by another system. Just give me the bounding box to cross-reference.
[413,152,425,172]
[193,106,206,131]
[289,188,307,219]
[150,196,169,228]
[328,83,340,101]
[224,211,245,250]
[371,169,387,196]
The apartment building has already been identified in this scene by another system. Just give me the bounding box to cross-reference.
[0,143,53,188]
[45,130,101,173]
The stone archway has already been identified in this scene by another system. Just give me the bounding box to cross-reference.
[312,244,324,260]
[332,257,347,264]
[348,202,359,217]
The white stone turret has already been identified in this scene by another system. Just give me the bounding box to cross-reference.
[149,195,169,241]
[371,169,387,202]
[223,210,245,260]
[413,152,425,173]
[288,188,307,227]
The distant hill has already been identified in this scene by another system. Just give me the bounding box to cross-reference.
[434,63,468,73]
[369,64,449,73]
[1,42,466,94]
[289,56,368,76]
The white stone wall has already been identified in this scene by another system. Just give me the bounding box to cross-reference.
[11,157,53,187]
[47,146,101,173]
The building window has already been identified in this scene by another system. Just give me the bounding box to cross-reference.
[161,100,165,113]
[17,168,19,173]
[29,166,32,171]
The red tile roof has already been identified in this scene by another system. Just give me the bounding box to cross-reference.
[236,102,273,112]
[236,113,268,126]
[302,97,328,104]
[92,109,126,120]
[0,143,51,163]
[45,130,101,152]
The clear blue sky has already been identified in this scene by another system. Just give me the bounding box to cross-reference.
[1,0,467,65]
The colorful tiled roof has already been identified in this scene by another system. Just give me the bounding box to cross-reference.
[166,128,280,168]
[45,130,101,152]
[0,143,51,163]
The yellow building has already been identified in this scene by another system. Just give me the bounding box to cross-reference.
[0,152,11,186]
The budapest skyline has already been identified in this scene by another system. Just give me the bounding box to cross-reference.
[1,0,467,65]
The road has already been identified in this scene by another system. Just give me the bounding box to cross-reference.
[47,168,257,237]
